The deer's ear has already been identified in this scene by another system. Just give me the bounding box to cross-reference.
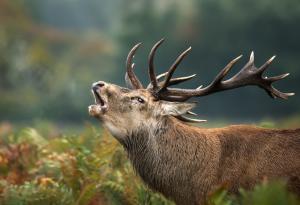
[161,102,196,116]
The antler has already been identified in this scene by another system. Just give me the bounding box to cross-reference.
[157,51,294,101]
[148,39,164,90]
[146,39,294,101]
[147,72,196,89]
[124,40,294,123]
[125,40,197,91]
[147,39,196,90]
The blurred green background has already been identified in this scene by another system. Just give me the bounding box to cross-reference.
[0,0,299,126]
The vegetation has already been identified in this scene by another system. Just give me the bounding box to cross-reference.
[0,123,172,205]
[0,123,299,205]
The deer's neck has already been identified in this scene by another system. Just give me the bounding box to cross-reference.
[121,117,213,201]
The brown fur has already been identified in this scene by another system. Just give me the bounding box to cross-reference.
[89,82,300,205]
[124,119,300,204]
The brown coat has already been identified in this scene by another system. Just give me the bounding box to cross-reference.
[122,118,300,205]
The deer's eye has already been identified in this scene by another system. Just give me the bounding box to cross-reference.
[131,97,145,104]
[137,97,145,103]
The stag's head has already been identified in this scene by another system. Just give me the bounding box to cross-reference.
[89,39,294,140]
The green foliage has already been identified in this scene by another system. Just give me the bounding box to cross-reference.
[239,181,300,205]
[1,124,299,205]
[209,181,300,205]
[136,185,173,205]
[0,125,174,205]
[0,180,74,205]
[209,188,233,205]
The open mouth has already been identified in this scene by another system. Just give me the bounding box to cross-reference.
[90,88,108,115]
[92,88,105,106]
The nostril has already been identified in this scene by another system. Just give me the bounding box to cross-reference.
[92,81,105,90]
[97,82,105,87]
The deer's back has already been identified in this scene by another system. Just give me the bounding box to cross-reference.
[204,125,300,194]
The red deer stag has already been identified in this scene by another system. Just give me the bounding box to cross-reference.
[89,39,300,205]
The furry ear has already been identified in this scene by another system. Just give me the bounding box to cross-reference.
[161,101,196,116]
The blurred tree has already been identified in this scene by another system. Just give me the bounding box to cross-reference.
[0,0,299,123]
[0,0,117,122]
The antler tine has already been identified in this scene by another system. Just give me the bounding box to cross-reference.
[126,43,143,89]
[147,73,196,89]
[160,46,192,91]
[158,52,294,101]
[155,72,168,81]
[257,55,276,74]
[187,111,197,116]
[167,74,197,86]
[148,39,165,90]
[212,55,243,84]
[175,115,207,123]
[266,73,290,82]
[264,85,294,99]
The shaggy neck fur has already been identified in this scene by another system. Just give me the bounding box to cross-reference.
[120,117,215,204]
